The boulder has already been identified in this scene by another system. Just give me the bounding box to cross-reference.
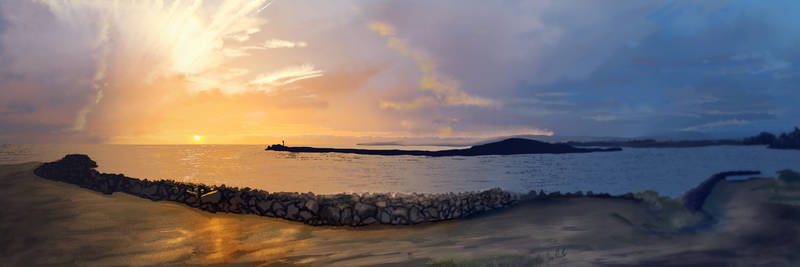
[256,200,272,214]
[272,201,285,211]
[354,202,377,218]
[379,211,392,224]
[304,199,319,214]
[362,217,378,225]
[391,207,408,221]
[423,207,439,219]
[299,211,313,221]
[409,206,424,224]
[142,185,158,197]
[287,204,300,219]
[340,208,353,225]
[321,206,341,224]
[200,190,222,204]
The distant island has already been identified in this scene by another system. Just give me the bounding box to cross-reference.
[565,139,743,148]
[743,127,800,149]
[566,127,800,150]
[266,138,621,156]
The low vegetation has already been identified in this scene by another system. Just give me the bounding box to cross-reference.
[777,169,800,185]
[744,127,800,149]
[426,249,568,267]
[635,190,709,231]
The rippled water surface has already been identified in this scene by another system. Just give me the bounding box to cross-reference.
[2,144,799,196]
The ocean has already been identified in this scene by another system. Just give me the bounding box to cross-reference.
[2,144,799,197]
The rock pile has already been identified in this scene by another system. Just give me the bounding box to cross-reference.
[34,154,626,226]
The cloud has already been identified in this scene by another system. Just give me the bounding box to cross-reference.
[379,96,436,111]
[4,0,800,143]
[680,119,751,132]
[369,21,499,110]
[22,0,278,133]
[248,64,324,92]
[263,39,308,48]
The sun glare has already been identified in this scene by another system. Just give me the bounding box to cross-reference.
[194,135,201,141]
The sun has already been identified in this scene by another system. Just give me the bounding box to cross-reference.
[193,135,201,141]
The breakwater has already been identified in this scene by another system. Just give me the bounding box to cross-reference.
[36,154,629,226]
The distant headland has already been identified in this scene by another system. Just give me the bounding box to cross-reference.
[265,138,622,156]
[565,127,800,150]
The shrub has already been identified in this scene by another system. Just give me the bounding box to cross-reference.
[777,169,800,184]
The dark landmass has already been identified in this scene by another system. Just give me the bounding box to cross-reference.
[267,138,622,156]
[351,127,800,151]
[564,126,800,150]
[355,140,473,147]
[744,127,800,150]
[566,138,743,148]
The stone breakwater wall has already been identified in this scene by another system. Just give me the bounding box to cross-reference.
[34,154,625,226]
[678,170,761,212]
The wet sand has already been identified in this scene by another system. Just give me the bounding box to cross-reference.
[1,162,799,266]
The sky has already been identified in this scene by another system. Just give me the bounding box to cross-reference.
[1,0,799,144]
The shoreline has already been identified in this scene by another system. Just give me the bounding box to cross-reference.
[6,159,800,265]
[33,154,760,228]
[34,154,645,226]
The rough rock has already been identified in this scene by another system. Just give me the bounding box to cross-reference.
[200,190,221,204]
[287,204,299,219]
[409,206,424,224]
[304,199,319,214]
[354,202,377,218]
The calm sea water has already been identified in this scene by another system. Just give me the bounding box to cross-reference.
[1,144,798,197]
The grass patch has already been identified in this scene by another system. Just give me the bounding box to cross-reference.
[772,169,800,204]
[426,254,545,267]
[778,169,800,185]
[635,190,708,231]
[610,212,634,227]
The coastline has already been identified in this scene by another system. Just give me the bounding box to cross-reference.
[3,161,800,266]
[33,154,634,226]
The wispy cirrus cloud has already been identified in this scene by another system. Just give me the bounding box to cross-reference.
[263,39,308,48]
[248,64,324,92]
[680,119,751,132]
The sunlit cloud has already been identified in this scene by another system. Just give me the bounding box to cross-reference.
[248,64,324,92]
[33,0,289,128]
[222,68,252,80]
[241,39,309,51]
[369,21,499,110]
[379,97,436,111]
[263,39,308,48]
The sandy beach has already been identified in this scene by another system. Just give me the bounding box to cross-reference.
[1,162,799,266]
